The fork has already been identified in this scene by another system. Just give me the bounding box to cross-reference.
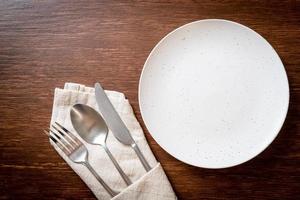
[44,122,119,197]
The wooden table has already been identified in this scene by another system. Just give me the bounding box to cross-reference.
[1,1,299,199]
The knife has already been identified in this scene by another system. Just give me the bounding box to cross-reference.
[94,83,151,172]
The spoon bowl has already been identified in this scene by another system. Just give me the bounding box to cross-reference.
[71,104,108,146]
[70,103,132,186]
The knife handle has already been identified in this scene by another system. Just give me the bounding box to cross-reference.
[131,143,151,172]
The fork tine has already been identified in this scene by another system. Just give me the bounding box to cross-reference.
[49,127,75,151]
[50,133,72,155]
[43,129,51,137]
[51,124,79,148]
[44,129,72,155]
[51,132,72,154]
[54,122,82,145]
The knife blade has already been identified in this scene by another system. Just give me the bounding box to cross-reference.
[94,83,151,171]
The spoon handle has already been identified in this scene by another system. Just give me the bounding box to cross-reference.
[103,145,132,186]
[83,161,118,197]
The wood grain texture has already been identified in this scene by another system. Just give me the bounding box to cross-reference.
[0,0,299,199]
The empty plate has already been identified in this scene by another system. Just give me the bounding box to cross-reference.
[139,19,289,168]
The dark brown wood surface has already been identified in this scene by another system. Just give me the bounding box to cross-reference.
[0,1,299,199]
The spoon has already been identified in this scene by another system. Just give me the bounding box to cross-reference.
[70,103,132,186]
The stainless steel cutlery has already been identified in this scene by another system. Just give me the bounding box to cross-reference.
[95,82,151,172]
[44,122,118,197]
[44,82,152,196]
[70,103,132,186]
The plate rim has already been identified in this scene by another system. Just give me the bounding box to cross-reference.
[138,19,290,168]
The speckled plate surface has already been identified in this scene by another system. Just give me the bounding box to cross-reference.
[139,19,289,168]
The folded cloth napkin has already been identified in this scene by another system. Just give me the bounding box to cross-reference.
[50,83,177,200]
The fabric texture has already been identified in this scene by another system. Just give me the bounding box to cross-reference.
[50,83,177,200]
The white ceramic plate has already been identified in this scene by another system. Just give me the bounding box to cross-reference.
[139,19,289,168]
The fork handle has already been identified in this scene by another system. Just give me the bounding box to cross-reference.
[84,162,118,197]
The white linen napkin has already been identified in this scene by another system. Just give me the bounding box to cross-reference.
[50,83,177,200]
